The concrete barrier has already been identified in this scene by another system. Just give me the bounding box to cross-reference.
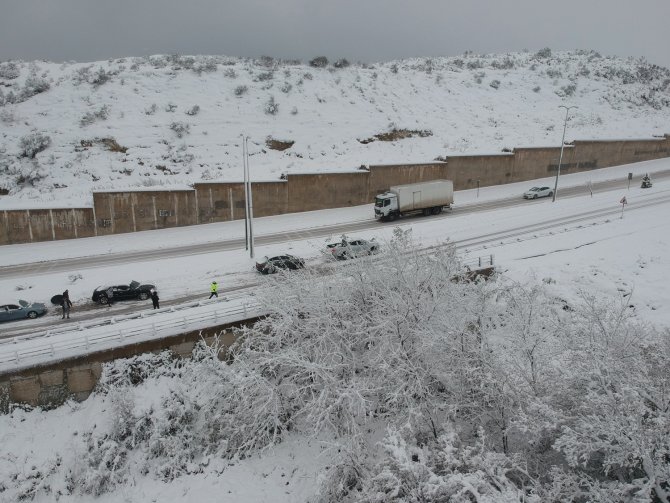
[0,319,253,411]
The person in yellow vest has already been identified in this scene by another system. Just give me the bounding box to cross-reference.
[209,281,218,299]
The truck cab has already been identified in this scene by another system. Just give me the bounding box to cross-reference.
[374,192,398,219]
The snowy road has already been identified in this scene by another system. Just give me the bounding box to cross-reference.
[1,181,668,340]
[2,168,669,280]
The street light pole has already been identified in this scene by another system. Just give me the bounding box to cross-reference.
[552,105,578,202]
[245,136,255,259]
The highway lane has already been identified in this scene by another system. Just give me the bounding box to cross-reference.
[2,169,669,280]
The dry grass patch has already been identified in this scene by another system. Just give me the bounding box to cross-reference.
[359,128,432,144]
[266,137,295,151]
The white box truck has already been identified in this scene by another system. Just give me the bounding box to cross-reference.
[374,180,453,221]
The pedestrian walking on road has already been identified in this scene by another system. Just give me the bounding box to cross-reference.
[61,289,73,319]
[209,281,219,299]
[105,286,114,306]
[151,289,160,309]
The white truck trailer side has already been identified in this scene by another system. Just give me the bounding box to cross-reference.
[374,180,454,221]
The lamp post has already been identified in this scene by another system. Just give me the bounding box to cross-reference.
[242,135,255,258]
[552,105,578,202]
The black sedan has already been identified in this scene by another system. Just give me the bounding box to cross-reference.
[255,255,305,274]
[92,280,155,304]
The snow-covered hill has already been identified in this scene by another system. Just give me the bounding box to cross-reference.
[1,49,669,206]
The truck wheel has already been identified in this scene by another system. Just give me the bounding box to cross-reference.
[423,208,431,216]
[430,207,440,215]
[387,213,397,222]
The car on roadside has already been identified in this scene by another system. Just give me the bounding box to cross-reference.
[255,255,305,274]
[327,238,380,260]
[523,186,553,199]
[92,280,155,305]
[0,300,48,322]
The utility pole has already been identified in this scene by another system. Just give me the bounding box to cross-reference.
[243,136,255,259]
[552,105,578,202]
[242,136,248,251]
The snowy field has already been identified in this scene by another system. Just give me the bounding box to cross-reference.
[0,157,669,502]
[1,50,669,208]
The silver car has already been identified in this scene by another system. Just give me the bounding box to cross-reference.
[523,186,553,199]
[328,238,380,260]
[0,300,48,322]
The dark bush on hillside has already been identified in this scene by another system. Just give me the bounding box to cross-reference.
[535,47,552,58]
[333,58,350,69]
[19,133,51,158]
[254,71,274,82]
[185,105,200,116]
[234,85,248,96]
[309,56,329,68]
[169,121,190,138]
[264,96,279,115]
[489,79,501,89]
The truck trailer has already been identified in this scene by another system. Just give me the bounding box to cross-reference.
[374,180,454,221]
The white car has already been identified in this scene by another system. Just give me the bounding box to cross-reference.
[523,186,553,199]
[327,238,380,260]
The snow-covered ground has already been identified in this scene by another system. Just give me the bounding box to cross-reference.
[1,50,669,207]
[1,157,669,501]
[1,48,670,502]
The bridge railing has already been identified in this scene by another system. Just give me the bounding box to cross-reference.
[0,297,264,372]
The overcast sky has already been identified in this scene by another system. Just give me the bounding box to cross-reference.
[1,0,668,68]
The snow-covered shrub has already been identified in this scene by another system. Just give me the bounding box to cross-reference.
[303,72,313,80]
[473,71,486,84]
[535,47,552,59]
[88,67,112,86]
[0,61,20,80]
[492,57,515,70]
[234,85,248,96]
[254,71,274,82]
[19,133,51,158]
[193,57,217,74]
[185,104,200,116]
[489,79,501,89]
[236,234,484,441]
[291,106,298,115]
[80,105,109,126]
[466,59,483,70]
[165,102,177,112]
[169,121,190,138]
[264,95,279,115]
[309,56,329,68]
[21,74,50,99]
[357,426,539,503]
[533,85,541,93]
[557,83,577,97]
[144,103,158,115]
[223,68,237,79]
[390,63,398,74]
[280,81,292,93]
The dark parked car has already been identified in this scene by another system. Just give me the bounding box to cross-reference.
[92,280,155,304]
[0,300,47,322]
[255,255,305,274]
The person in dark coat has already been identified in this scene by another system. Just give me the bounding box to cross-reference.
[151,289,160,309]
[61,289,73,319]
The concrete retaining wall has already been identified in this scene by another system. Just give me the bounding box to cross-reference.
[1,135,668,245]
[0,320,252,412]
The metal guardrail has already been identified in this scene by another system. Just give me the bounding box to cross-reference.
[462,254,494,269]
[0,297,264,370]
